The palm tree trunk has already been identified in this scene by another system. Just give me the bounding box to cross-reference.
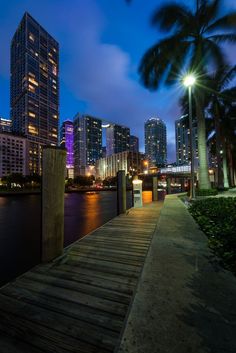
[195,95,211,189]
[221,139,229,188]
[227,143,235,187]
[214,111,224,189]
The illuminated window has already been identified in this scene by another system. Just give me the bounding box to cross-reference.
[28,77,39,86]
[52,66,57,76]
[29,112,36,118]
[28,85,35,93]
[29,33,35,42]
[28,124,38,135]
[49,58,56,65]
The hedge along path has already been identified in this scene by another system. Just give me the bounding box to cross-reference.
[0,201,162,353]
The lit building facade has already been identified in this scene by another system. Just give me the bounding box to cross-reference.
[145,117,167,167]
[175,115,198,167]
[60,120,74,178]
[130,135,139,153]
[106,123,130,156]
[0,118,12,133]
[96,151,142,179]
[11,12,59,174]
[0,133,28,177]
[74,114,102,176]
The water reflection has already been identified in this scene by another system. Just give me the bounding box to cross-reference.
[0,190,152,286]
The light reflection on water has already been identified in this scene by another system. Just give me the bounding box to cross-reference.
[0,190,163,286]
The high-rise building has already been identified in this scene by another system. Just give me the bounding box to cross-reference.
[0,118,12,133]
[145,117,167,167]
[96,151,143,179]
[130,135,139,153]
[106,123,130,156]
[11,12,59,174]
[73,114,102,176]
[175,115,198,167]
[60,120,74,178]
[0,133,28,177]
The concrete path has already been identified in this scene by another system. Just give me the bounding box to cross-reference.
[117,194,236,353]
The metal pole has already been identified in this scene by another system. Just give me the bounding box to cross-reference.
[189,86,195,199]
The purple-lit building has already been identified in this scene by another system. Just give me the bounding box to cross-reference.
[60,120,74,178]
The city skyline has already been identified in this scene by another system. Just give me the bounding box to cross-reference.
[1,1,236,162]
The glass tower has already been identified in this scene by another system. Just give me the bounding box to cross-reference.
[145,117,167,167]
[11,12,59,174]
[106,123,130,156]
[73,114,102,176]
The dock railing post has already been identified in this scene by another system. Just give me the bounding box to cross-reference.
[41,147,66,263]
[167,177,171,195]
[152,176,158,201]
[117,170,126,215]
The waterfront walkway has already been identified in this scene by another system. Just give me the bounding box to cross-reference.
[118,194,236,353]
[0,202,162,353]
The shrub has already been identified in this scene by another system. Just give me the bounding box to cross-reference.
[189,197,236,274]
[196,188,218,196]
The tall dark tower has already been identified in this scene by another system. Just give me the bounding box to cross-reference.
[11,12,59,174]
[145,117,167,167]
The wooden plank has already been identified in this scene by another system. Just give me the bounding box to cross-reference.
[68,250,144,267]
[65,253,142,270]
[10,277,128,316]
[46,263,137,286]
[0,309,109,353]
[72,242,147,257]
[0,293,117,351]
[0,332,45,353]
[22,272,131,304]
[0,202,162,353]
[1,285,124,332]
[33,266,135,295]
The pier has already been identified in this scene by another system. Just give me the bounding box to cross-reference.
[0,201,162,353]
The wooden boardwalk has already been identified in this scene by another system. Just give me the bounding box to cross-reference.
[0,202,162,353]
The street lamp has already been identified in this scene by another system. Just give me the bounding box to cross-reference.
[183,74,196,199]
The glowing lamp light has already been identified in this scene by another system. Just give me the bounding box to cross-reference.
[132,179,143,185]
[183,74,196,87]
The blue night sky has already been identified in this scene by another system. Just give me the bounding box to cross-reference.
[0,0,236,161]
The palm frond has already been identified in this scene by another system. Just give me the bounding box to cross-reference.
[205,13,236,33]
[198,0,220,32]
[202,39,227,70]
[208,33,236,44]
[151,3,192,32]
[139,34,189,89]
[221,66,236,90]
[220,87,236,102]
[165,41,190,85]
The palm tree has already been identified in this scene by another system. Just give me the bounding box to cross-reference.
[139,0,236,190]
[207,65,236,189]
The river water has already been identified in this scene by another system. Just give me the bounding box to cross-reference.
[0,190,154,287]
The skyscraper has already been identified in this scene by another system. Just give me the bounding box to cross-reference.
[0,117,12,133]
[73,114,102,176]
[60,120,74,178]
[175,115,198,167]
[106,123,130,156]
[11,12,59,174]
[145,117,167,167]
[130,135,139,153]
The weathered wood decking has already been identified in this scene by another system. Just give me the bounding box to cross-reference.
[0,202,162,353]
